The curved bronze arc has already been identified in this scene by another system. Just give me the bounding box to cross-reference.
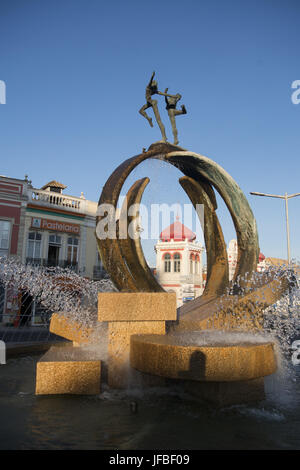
[96,143,179,292]
[118,177,164,292]
[96,225,137,292]
[165,151,259,284]
[96,142,259,292]
[179,176,229,300]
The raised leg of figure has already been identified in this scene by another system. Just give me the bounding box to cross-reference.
[168,110,179,145]
[139,103,153,127]
[151,99,167,142]
[174,106,187,117]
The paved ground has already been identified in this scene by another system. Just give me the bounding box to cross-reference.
[0,326,64,344]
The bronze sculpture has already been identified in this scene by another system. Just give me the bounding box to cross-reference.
[164,88,187,145]
[96,141,259,295]
[97,77,260,302]
[139,72,187,144]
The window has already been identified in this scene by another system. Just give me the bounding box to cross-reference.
[67,237,79,264]
[49,234,61,245]
[27,232,42,259]
[195,255,200,274]
[174,253,181,272]
[0,220,10,257]
[164,253,171,272]
[190,254,194,274]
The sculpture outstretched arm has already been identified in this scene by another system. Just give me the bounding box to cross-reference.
[157,90,177,98]
[164,88,169,106]
[148,71,156,87]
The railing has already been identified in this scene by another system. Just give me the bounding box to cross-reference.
[26,257,44,266]
[93,265,107,280]
[63,261,79,272]
[29,189,85,213]
[26,258,78,272]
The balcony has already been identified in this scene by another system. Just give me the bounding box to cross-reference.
[29,189,86,213]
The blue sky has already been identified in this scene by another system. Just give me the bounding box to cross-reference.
[0,0,299,267]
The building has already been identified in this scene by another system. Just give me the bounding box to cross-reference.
[257,253,266,272]
[0,175,106,325]
[22,179,103,279]
[227,238,266,279]
[0,175,32,324]
[154,217,204,307]
[0,175,30,259]
[227,239,238,281]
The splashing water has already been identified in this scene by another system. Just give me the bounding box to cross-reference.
[0,256,299,376]
[0,256,117,329]
[209,265,300,373]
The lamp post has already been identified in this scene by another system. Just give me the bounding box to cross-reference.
[250,191,300,265]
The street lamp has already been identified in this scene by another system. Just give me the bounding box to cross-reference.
[250,191,300,264]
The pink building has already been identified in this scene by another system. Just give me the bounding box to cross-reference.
[0,175,31,323]
[0,175,30,258]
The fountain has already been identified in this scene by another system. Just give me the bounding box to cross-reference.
[0,255,299,450]
[32,139,293,405]
[1,77,300,451]
[1,75,297,410]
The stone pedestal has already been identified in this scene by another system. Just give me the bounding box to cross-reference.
[36,346,101,395]
[98,292,177,389]
[130,333,277,382]
[107,321,166,388]
[130,332,277,404]
[98,292,177,322]
[50,313,92,344]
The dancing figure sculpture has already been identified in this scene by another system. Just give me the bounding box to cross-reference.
[164,88,187,145]
[139,72,187,145]
[139,72,178,143]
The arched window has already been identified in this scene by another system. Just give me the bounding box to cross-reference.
[174,253,181,272]
[164,253,171,272]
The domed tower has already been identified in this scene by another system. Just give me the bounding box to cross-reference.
[154,217,204,307]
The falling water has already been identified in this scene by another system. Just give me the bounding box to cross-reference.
[1,256,299,364]
[0,256,116,331]
[223,267,299,353]
[0,257,299,449]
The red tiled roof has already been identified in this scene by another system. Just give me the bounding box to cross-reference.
[41,180,67,190]
[160,219,196,242]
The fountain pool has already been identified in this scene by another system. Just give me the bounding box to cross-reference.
[0,353,300,450]
[0,256,300,449]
